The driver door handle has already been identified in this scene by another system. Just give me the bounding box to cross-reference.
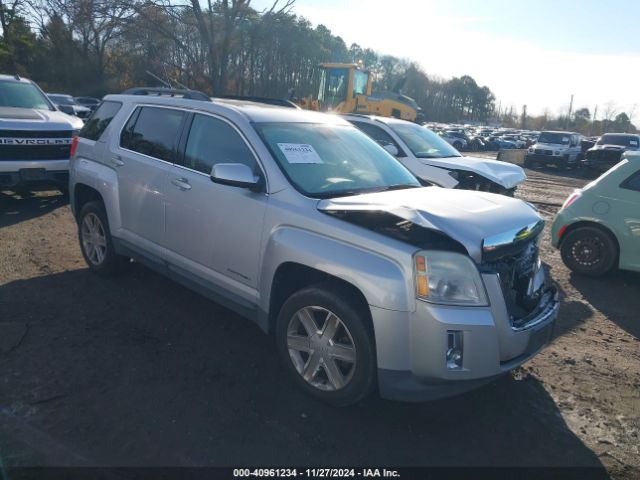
[111,155,124,167]
[171,178,192,191]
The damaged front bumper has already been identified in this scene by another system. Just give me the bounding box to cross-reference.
[373,275,559,402]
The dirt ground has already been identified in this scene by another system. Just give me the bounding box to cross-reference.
[0,163,638,478]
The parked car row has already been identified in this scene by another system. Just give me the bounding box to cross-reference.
[425,123,540,152]
[47,93,101,119]
[1,77,638,407]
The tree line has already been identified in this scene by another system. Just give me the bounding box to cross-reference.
[0,0,636,133]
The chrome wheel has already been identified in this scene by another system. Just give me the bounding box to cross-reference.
[81,212,107,266]
[287,306,357,392]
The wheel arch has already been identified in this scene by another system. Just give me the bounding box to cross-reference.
[559,220,620,256]
[73,183,104,222]
[267,262,373,336]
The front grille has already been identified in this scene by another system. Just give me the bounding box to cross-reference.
[585,149,623,164]
[482,239,542,324]
[534,149,553,155]
[0,130,72,160]
[0,130,72,138]
[0,145,70,160]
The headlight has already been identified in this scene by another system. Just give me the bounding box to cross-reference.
[554,151,561,155]
[528,148,533,153]
[414,251,488,306]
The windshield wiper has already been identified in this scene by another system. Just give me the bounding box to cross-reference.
[378,183,421,191]
[317,184,419,199]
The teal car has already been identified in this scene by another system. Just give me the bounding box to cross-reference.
[551,151,640,276]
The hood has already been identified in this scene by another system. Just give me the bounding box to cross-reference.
[533,142,569,151]
[0,106,83,131]
[318,187,542,263]
[419,155,526,189]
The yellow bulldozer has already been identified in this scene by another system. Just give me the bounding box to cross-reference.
[296,63,422,122]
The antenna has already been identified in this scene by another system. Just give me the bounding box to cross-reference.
[146,70,172,88]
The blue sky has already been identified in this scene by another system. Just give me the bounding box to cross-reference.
[253,0,640,118]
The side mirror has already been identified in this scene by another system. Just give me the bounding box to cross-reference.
[382,143,399,156]
[210,163,261,190]
[58,105,75,116]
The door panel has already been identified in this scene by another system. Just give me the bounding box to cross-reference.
[164,113,267,292]
[114,106,186,247]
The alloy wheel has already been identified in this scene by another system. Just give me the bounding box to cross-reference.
[286,306,357,391]
[81,212,107,266]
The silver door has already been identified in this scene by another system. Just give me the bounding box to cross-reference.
[114,105,186,248]
[164,113,267,293]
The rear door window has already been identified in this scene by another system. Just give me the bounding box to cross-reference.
[120,106,185,162]
[79,101,122,141]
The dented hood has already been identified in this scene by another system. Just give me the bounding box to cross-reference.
[420,155,526,189]
[318,187,542,262]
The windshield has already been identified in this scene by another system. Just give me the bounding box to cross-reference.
[0,81,53,110]
[49,95,76,105]
[390,123,461,158]
[538,132,570,145]
[598,134,639,148]
[318,68,348,110]
[255,122,420,198]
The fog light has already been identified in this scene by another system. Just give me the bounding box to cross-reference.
[447,331,463,370]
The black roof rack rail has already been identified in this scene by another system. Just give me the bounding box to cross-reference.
[122,87,211,102]
[216,95,300,109]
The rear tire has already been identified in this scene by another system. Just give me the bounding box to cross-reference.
[78,201,129,276]
[275,284,376,406]
[560,226,618,276]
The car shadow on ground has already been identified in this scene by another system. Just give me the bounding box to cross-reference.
[0,189,68,229]
[0,267,608,475]
[569,269,640,340]
[549,276,595,339]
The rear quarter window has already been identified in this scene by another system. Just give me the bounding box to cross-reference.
[79,101,122,141]
[120,106,185,162]
[621,170,640,192]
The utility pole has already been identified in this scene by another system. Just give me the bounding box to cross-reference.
[567,94,574,129]
[592,105,598,136]
[521,104,527,129]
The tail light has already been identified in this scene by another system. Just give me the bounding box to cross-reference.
[561,191,581,210]
[70,136,79,157]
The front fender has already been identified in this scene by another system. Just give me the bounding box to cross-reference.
[260,227,415,314]
[71,158,121,230]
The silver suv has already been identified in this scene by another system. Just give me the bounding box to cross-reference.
[70,88,559,406]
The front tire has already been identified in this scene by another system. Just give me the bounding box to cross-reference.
[275,285,376,406]
[560,226,618,276]
[78,201,128,276]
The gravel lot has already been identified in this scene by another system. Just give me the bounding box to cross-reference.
[0,163,638,478]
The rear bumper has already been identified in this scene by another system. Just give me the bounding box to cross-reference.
[0,159,69,188]
[373,275,559,402]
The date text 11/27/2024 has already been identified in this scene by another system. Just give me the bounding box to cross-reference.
[233,469,400,478]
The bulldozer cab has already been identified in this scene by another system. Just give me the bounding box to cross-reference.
[317,63,372,112]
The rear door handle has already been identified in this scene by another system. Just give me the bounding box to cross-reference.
[171,178,192,191]
[111,155,124,167]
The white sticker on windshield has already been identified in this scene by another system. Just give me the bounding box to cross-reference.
[562,137,569,142]
[630,140,638,146]
[277,143,323,164]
